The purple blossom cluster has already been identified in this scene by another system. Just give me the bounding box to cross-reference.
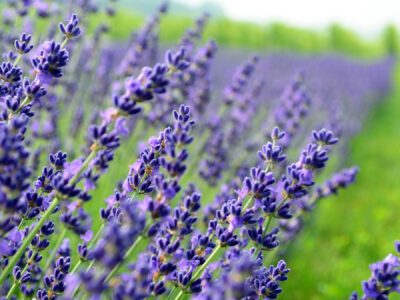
[0,1,395,300]
[351,242,400,299]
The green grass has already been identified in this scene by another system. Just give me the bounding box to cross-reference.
[280,62,400,299]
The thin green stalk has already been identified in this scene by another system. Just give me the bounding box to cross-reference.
[70,260,91,297]
[70,258,97,298]
[263,248,277,264]
[70,260,82,275]
[174,244,223,300]
[72,228,148,296]
[129,174,146,203]
[60,37,69,49]
[0,198,60,286]
[70,223,105,275]
[184,129,211,177]
[69,150,97,185]
[15,96,30,114]
[12,53,22,68]
[242,195,255,212]
[39,226,68,285]
[90,223,105,246]
[16,207,32,231]
[6,277,18,299]
[192,243,221,283]
[7,249,37,299]
[85,258,96,272]
[262,215,273,239]
[259,215,272,253]
[105,235,144,282]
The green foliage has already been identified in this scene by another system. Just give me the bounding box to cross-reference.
[85,10,387,57]
[383,24,399,55]
[328,24,375,56]
[86,11,145,39]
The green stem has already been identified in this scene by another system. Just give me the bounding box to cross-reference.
[85,259,96,272]
[70,259,88,298]
[7,249,37,299]
[275,196,288,213]
[40,226,68,283]
[129,191,137,202]
[262,215,273,238]
[16,207,32,231]
[70,257,98,298]
[16,96,30,114]
[129,175,145,203]
[71,260,82,275]
[185,130,211,175]
[12,53,22,68]
[61,37,69,49]
[70,150,97,185]
[174,244,222,300]
[90,223,105,247]
[6,279,19,299]
[105,235,144,282]
[192,243,221,283]
[70,222,105,276]
[0,197,59,286]
[242,195,255,212]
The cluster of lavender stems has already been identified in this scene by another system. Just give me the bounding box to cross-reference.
[0,1,396,300]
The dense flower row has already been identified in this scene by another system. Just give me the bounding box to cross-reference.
[0,1,395,300]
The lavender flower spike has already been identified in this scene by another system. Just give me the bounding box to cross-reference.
[59,14,81,39]
[14,33,34,54]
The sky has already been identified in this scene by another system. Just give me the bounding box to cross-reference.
[176,0,400,38]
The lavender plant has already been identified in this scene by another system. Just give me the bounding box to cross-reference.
[351,242,400,299]
[0,2,395,300]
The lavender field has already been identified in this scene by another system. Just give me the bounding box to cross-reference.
[1,1,400,300]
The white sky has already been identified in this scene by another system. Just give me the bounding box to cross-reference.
[176,0,400,38]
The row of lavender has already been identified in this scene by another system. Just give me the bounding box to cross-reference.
[0,1,396,299]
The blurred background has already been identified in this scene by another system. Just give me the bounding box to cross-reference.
[94,0,400,56]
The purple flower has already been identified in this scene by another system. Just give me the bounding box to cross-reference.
[165,47,190,71]
[354,251,400,299]
[80,230,93,244]
[59,14,81,39]
[115,118,129,136]
[14,33,34,54]
[31,40,69,84]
